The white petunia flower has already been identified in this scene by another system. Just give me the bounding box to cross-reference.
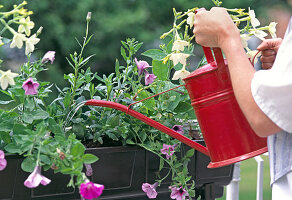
[268,22,277,38]
[0,70,19,90]
[25,34,40,55]
[172,67,191,80]
[10,33,27,49]
[169,53,190,67]
[186,11,195,28]
[172,39,189,51]
[18,17,35,36]
[240,34,251,49]
[249,8,260,28]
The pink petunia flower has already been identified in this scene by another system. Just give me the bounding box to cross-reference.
[145,72,156,85]
[41,51,56,64]
[0,150,7,171]
[171,125,184,135]
[170,186,189,200]
[22,78,39,95]
[24,165,51,188]
[135,58,152,76]
[85,164,93,177]
[142,182,158,199]
[160,144,177,159]
[79,181,104,200]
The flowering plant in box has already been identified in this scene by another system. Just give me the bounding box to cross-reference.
[0,0,278,200]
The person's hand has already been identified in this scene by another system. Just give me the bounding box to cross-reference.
[193,7,240,49]
[257,38,283,69]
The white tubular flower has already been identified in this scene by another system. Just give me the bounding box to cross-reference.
[240,34,251,49]
[172,67,191,80]
[246,50,261,65]
[18,17,35,36]
[268,22,277,38]
[172,39,189,51]
[10,33,27,49]
[25,34,40,55]
[186,11,195,28]
[169,53,190,67]
[249,8,260,28]
[0,70,18,90]
[250,29,268,41]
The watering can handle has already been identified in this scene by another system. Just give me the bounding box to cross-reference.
[195,8,226,70]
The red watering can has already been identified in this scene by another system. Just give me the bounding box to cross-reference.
[85,47,267,168]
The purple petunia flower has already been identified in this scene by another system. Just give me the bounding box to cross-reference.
[171,125,184,135]
[142,182,158,199]
[41,51,56,64]
[79,181,104,200]
[145,72,156,85]
[22,78,39,95]
[160,144,177,159]
[85,164,93,177]
[135,58,152,76]
[170,186,189,200]
[0,150,7,171]
[24,165,51,188]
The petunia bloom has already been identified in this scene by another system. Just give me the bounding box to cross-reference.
[10,32,27,49]
[161,144,177,159]
[169,53,190,67]
[172,39,189,52]
[0,70,18,90]
[85,164,93,177]
[22,78,40,95]
[135,58,152,76]
[24,165,51,188]
[42,51,56,64]
[142,182,158,199]
[170,186,189,200]
[171,125,184,135]
[145,72,156,85]
[79,181,104,200]
[0,150,7,171]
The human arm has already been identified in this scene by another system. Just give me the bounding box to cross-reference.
[193,8,281,137]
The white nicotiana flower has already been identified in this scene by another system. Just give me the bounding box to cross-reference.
[250,29,268,41]
[172,39,189,51]
[249,8,260,28]
[18,17,35,36]
[240,34,251,49]
[169,53,190,66]
[0,70,19,90]
[268,22,277,38]
[10,32,27,49]
[186,11,195,28]
[25,34,40,55]
[172,67,191,80]
[246,50,262,65]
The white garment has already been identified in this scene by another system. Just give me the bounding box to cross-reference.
[272,171,292,200]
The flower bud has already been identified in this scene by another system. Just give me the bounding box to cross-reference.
[36,26,43,37]
[86,12,92,22]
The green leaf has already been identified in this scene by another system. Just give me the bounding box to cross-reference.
[142,49,167,61]
[152,60,168,81]
[63,91,71,107]
[115,59,120,78]
[107,115,120,128]
[121,46,127,61]
[82,154,99,164]
[13,124,29,135]
[48,118,64,136]
[31,109,50,120]
[22,113,33,124]
[159,157,164,171]
[21,157,36,172]
[137,91,155,111]
[73,124,85,139]
[71,142,85,157]
[0,131,11,144]
[0,119,14,132]
[40,154,51,165]
[5,143,22,154]
[126,139,135,145]
[186,149,195,158]
[174,102,193,113]
[0,100,14,105]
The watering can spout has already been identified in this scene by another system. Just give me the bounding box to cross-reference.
[85,99,209,156]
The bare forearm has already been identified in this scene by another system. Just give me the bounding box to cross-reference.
[221,38,281,137]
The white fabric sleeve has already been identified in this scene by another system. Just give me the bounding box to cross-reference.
[251,32,292,133]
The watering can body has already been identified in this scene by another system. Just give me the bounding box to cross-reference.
[85,47,267,168]
[183,47,267,168]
